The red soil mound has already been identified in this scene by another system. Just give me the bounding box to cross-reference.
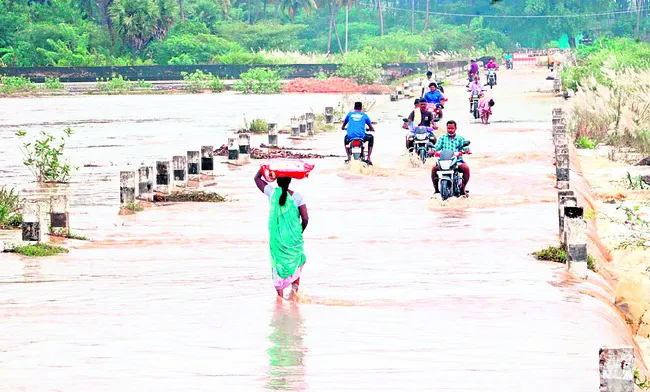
[282,77,392,94]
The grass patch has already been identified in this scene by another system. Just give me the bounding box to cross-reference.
[575,136,596,149]
[50,229,89,241]
[532,245,566,263]
[11,243,69,257]
[532,245,597,272]
[0,186,23,229]
[122,201,143,212]
[249,118,269,133]
[154,191,226,202]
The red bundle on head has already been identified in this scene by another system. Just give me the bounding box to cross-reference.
[260,158,315,182]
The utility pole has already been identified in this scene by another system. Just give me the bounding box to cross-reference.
[345,4,350,53]
[635,0,642,39]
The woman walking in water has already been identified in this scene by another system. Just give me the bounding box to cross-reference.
[255,168,309,299]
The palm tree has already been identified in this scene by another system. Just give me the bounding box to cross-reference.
[281,0,318,21]
[423,0,429,31]
[109,0,176,57]
[410,0,414,33]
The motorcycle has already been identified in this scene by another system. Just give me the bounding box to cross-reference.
[347,137,368,163]
[470,93,481,120]
[404,121,436,164]
[426,102,444,123]
[487,68,496,89]
[433,140,471,201]
[506,59,513,70]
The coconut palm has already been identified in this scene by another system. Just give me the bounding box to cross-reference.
[109,0,176,56]
[280,0,318,21]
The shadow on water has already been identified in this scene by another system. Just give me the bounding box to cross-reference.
[266,300,307,391]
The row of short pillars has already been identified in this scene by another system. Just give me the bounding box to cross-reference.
[21,195,69,242]
[289,112,317,138]
[119,144,227,205]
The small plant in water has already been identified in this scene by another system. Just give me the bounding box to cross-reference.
[575,136,595,149]
[11,243,69,257]
[626,172,650,190]
[15,128,77,183]
[122,202,143,212]
[636,369,650,390]
[0,186,23,229]
[532,245,597,272]
[249,118,269,133]
[44,77,64,90]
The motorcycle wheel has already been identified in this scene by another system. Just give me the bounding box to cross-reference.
[419,149,427,164]
[440,180,452,201]
[473,107,479,119]
[352,153,361,160]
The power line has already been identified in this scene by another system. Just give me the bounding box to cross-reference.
[356,3,648,19]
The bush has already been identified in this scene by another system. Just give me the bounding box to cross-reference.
[335,51,381,85]
[575,136,596,149]
[234,68,281,94]
[249,118,269,133]
[96,75,132,92]
[0,186,22,229]
[181,69,224,93]
[12,243,69,257]
[44,77,64,90]
[532,245,596,272]
[0,76,37,94]
[15,128,77,183]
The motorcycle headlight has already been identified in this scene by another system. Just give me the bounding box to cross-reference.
[439,160,452,170]
[416,133,427,140]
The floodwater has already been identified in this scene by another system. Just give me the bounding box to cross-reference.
[0,70,638,391]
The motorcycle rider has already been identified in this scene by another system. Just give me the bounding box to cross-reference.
[468,59,479,86]
[485,58,499,86]
[467,77,484,113]
[342,101,375,165]
[403,98,437,151]
[421,71,434,97]
[505,53,514,69]
[423,82,447,119]
[431,120,471,197]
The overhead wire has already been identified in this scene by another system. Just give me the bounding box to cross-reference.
[355,2,648,19]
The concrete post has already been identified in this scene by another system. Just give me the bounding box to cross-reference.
[390,93,398,102]
[556,151,570,189]
[187,151,200,181]
[291,117,300,137]
[155,161,171,194]
[172,155,187,188]
[325,107,333,124]
[227,137,239,162]
[268,123,278,147]
[120,170,136,204]
[552,108,563,119]
[558,190,577,236]
[49,195,69,236]
[404,82,412,98]
[21,200,44,242]
[599,346,634,392]
[564,206,588,279]
[306,112,315,136]
[200,146,214,176]
[299,118,307,134]
[238,133,250,155]
[137,166,154,201]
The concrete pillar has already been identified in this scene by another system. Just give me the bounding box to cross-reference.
[599,346,634,392]
[137,166,154,201]
[155,161,171,194]
[172,155,187,188]
[558,190,577,236]
[49,195,69,236]
[325,107,334,124]
[564,206,588,279]
[120,170,136,204]
[187,151,200,181]
[238,133,250,155]
[306,113,315,136]
[404,82,412,98]
[390,93,398,102]
[227,137,239,162]
[299,117,307,134]
[21,199,44,242]
[268,123,278,147]
[552,108,563,119]
[291,117,300,137]
[200,146,214,175]
[556,150,570,190]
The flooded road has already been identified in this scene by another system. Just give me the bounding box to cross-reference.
[0,70,637,391]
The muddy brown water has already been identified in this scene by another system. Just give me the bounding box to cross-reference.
[0,70,638,391]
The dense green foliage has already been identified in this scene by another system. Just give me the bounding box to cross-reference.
[0,186,22,229]
[562,37,650,91]
[1,0,648,68]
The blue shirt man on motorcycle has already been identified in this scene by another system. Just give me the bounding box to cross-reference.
[423,82,447,105]
[342,101,375,164]
[403,98,437,152]
[431,120,471,197]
